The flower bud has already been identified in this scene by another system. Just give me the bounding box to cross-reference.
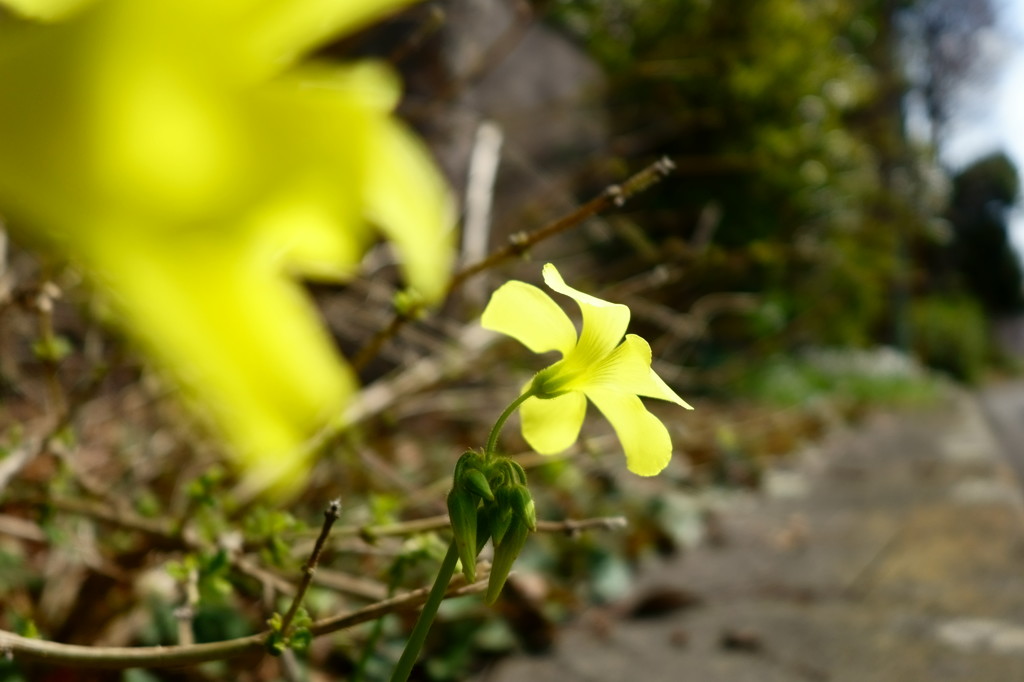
[453,451,487,481]
[446,488,479,582]
[485,494,515,547]
[486,518,531,604]
[509,484,537,532]
[461,468,495,502]
[493,458,527,487]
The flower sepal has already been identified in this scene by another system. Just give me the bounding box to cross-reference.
[528,363,572,399]
[446,483,481,583]
[461,468,495,502]
[508,484,537,533]
[447,451,536,593]
[452,450,494,502]
[486,517,531,604]
[483,495,515,548]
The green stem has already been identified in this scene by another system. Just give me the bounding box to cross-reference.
[485,391,534,459]
[389,392,534,680]
[389,540,460,682]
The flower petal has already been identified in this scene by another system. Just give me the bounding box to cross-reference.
[586,388,674,476]
[83,229,357,491]
[520,391,586,454]
[543,263,629,365]
[365,115,455,303]
[242,0,421,78]
[0,0,93,21]
[542,263,617,310]
[644,369,694,409]
[582,333,652,391]
[585,335,693,408]
[482,281,577,355]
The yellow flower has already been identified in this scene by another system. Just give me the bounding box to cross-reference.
[481,264,692,476]
[0,0,453,490]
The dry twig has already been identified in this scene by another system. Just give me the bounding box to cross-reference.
[0,579,488,670]
[277,498,342,636]
[350,157,676,373]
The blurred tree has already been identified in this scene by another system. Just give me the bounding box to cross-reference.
[548,0,932,357]
[899,0,997,146]
[947,152,1024,314]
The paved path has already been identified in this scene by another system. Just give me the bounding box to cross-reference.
[475,385,1024,682]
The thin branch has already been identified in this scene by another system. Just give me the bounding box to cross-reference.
[351,313,409,374]
[304,513,628,546]
[331,514,451,541]
[11,494,625,552]
[0,513,625,669]
[310,576,486,636]
[0,220,8,305]
[11,495,177,541]
[173,564,200,646]
[231,555,296,597]
[278,498,341,636]
[0,579,488,670]
[0,513,47,542]
[309,568,390,601]
[438,0,539,101]
[34,280,66,419]
[536,516,628,535]
[311,325,497,459]
[449,156,676,293]
[461,120,504,279]
[388,3,445,65]
[0,335,121,498]
[350,157,676,373]
[0,437,42,496]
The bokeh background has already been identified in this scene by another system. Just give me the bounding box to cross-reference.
[2,1,1024,680]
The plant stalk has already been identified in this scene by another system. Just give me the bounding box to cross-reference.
[389,540,459,682]
[485,391,533,458]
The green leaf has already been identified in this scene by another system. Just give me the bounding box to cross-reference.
[16,619,39,639]
[202,548,229,575]
[265,630,286,656]
[266,612,283,632]
[31,335,72,363]
[290,626,313,652]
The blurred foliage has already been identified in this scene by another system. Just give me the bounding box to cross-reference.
[550,0,994,364]
[739,346,943,408]
[911,295,990,383]
[946,153,1024,315]
[556,0,881,244]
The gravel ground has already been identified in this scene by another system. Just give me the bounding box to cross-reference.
[474,384,1024,682]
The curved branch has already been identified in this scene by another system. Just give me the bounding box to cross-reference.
[0,514,626,669]
[0,580,487,670]
[350,156,676,373]
[323,513,628,542]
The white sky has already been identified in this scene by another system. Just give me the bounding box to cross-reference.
[943,0,1024,253]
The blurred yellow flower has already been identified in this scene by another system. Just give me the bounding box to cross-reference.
[0,0,453,490]
[481,264,692,476]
